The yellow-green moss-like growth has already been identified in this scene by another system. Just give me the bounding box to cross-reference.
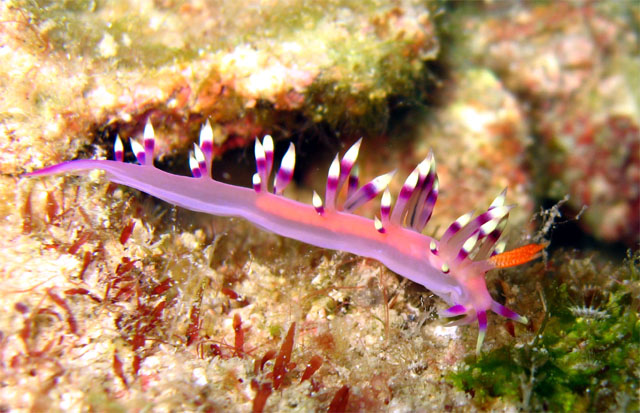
[449,251,639,412]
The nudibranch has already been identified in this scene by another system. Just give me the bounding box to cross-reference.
[27,121,545,354]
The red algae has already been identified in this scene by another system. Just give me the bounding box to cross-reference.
[67,230,91,255]
[233,313,245,357]
[300,355,323,383]
[113,351,128,387]
[256,349,277,375]
[119,219,136,245]
[251,380,273,413]
[21,190,33,234]
[328,385,350,413]
[46,289,79,336]
[150,278,172,296]
[272,322,295,390]
[77,250,93,280]
[185,298,202,347]
[45,191,59,224]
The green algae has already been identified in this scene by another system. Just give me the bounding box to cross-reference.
[17,0,195,67]
[450,251,640,412]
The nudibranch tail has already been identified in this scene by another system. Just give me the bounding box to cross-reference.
[25,120,546,355]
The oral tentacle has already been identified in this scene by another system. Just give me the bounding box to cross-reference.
[440,304,467,317]
[476,310,488,355]
[491,301,528,324]
[444,313,476,327]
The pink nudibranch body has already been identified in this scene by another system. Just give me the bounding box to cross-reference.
[26,121,545,354]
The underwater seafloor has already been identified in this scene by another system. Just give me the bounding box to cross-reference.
[0,1,638,412]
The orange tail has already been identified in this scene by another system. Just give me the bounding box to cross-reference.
[489,243,547,269]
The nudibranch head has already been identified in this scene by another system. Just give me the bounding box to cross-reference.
[436,237,544,353]
[424,189,546,354]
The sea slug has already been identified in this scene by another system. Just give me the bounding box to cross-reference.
[27,121,545,353]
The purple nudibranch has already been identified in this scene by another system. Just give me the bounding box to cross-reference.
[26,121,546,354]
